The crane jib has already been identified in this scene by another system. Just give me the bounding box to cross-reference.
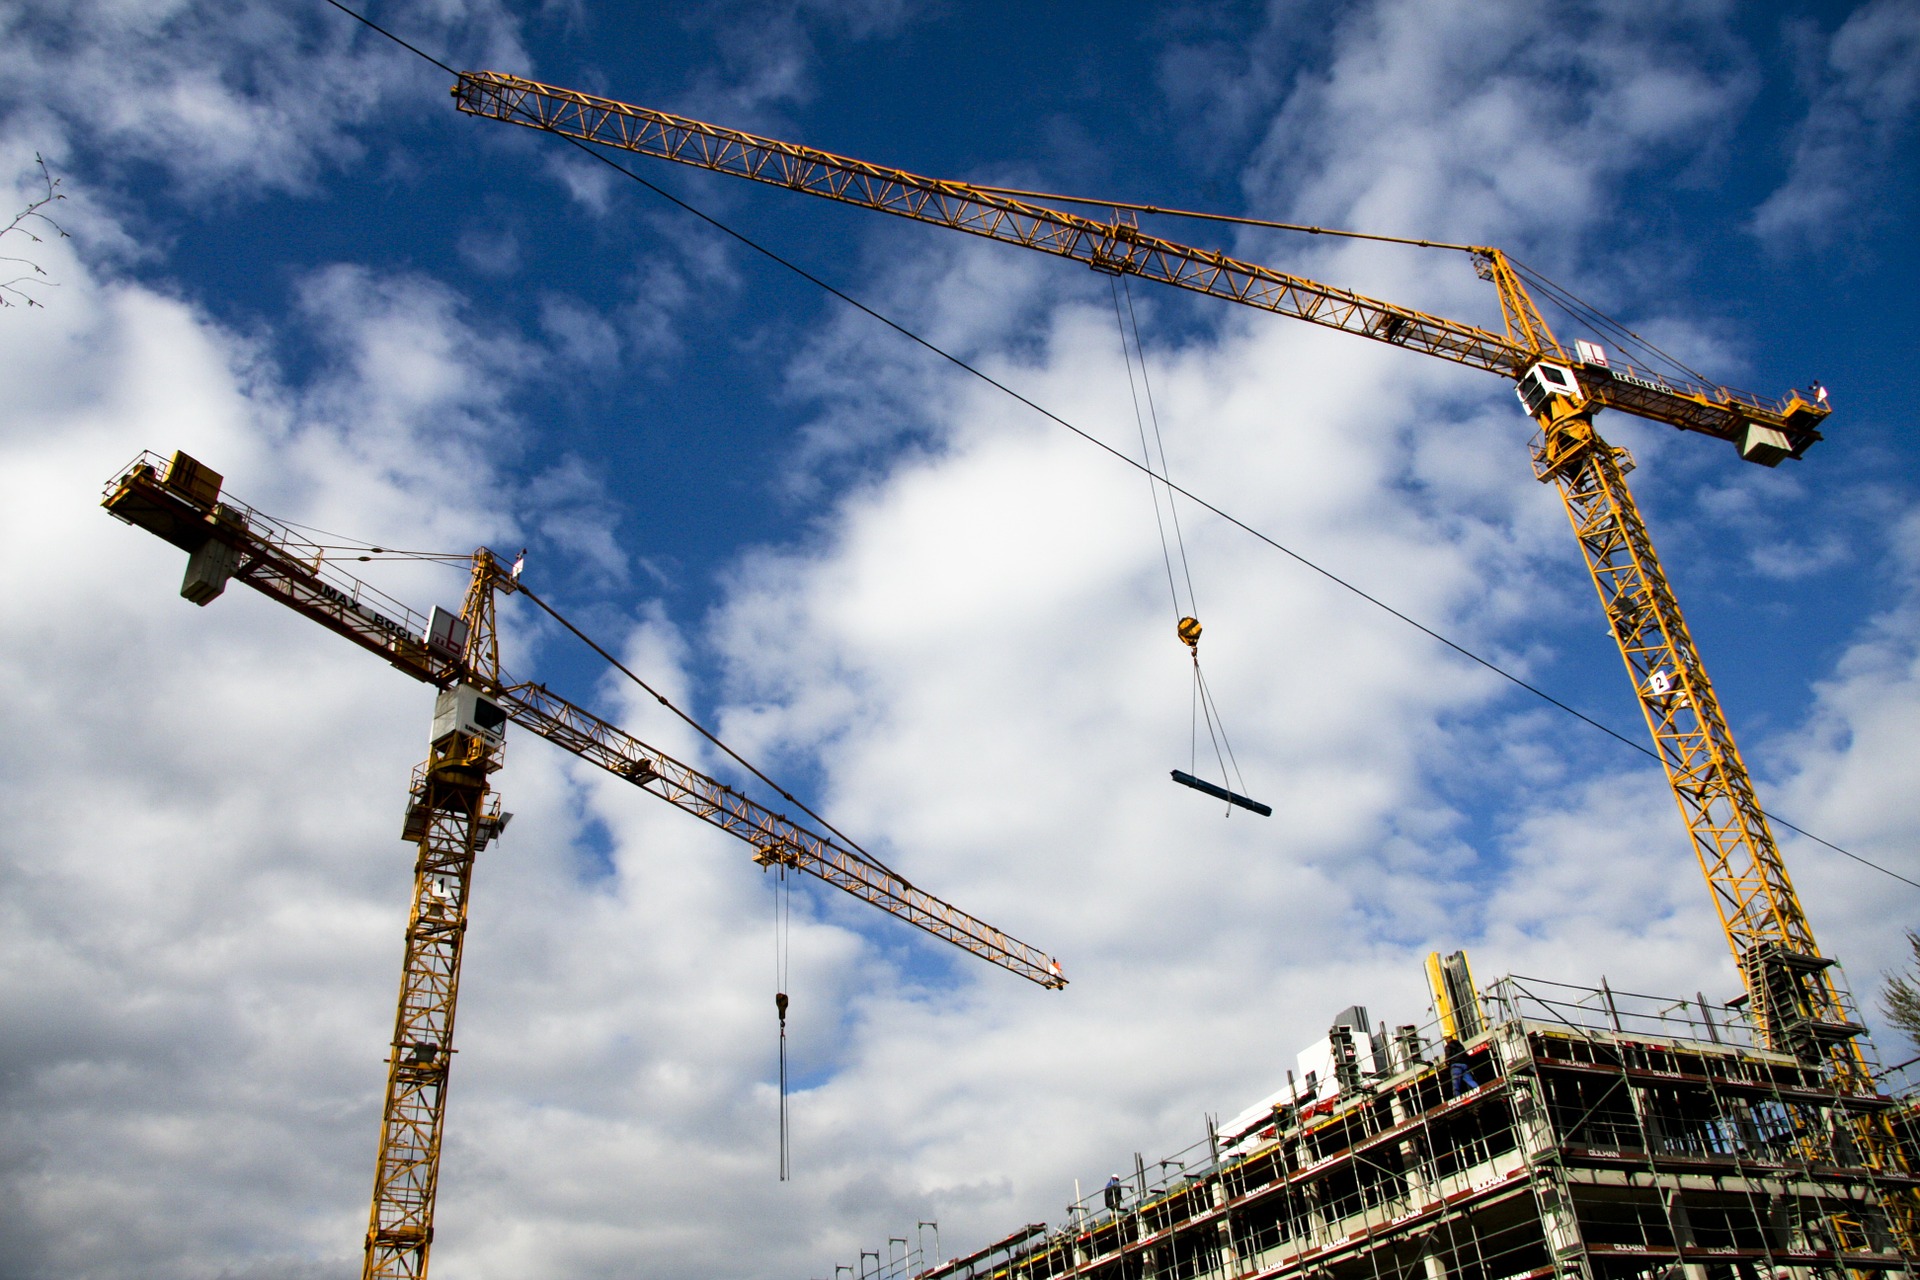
[494,680,1061,983]
[451,70,1827,452]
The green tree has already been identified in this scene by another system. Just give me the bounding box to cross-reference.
[1880,931,1920,1052]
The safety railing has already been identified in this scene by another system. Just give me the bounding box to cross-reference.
[106,450,442,643]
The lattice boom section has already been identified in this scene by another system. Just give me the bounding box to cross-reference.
[452,73,1818,440]
[1527,417,1882,1097]
[492,679,1064,988]
[452,72,1522,378]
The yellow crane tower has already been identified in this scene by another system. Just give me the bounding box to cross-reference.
[447,71,1865,1086]
[101,450,1065,1280]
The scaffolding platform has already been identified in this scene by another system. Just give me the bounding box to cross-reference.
[883,975,1916,1280]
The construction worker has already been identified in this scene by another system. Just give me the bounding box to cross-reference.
[1103,1174,1124,1214]
[1444,1035,1478,1097]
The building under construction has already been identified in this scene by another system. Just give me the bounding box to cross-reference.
[901,966,1916,1280]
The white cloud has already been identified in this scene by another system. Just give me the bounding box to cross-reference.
[6,3,1919,1279]
[540,147,618,214]
[1766,506,1920,987]
[619,209,744,362]
[0,0,530,198]
[1238,0,1752,251]
[456,218,522,278]
[686,3,1920,1270]
[674,0,915,127]
[1751,0,1920,249]
[0,164,748,1278]
[538,290,621,370]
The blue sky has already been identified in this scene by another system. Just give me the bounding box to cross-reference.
[3,1,1918,1277]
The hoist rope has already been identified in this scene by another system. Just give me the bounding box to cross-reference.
[1123,279,1201,617]
[963,181,1714,395]
[276,518,475,562]
[1507,258,1713,386]
[1190,658,1236,794]
[1109,278,1251,807]
[1111,276,1185,621]
[774,863,791,1182]
[966,182,1481,252]
[321,0,1918,893]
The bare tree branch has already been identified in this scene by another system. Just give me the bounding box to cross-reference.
[1880,930,1920,1053]
[1,154,68,309]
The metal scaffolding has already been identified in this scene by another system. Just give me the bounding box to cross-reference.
[891,975,1917,1280]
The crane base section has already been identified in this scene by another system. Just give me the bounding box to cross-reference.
[1170,770,1271,817]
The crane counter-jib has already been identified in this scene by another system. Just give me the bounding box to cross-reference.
[99,449,1066,991]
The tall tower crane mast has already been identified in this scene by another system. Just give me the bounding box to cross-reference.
[448,71,1861,1078]
[102,450,1064,1280]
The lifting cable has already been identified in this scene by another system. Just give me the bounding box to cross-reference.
[520,580,831,1182]
[320,0,1915,892]
[774,860,792,1182]
[1109,277,1264,817]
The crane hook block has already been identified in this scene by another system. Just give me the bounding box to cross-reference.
[1177,616,1202,651]
[1171,770,1272,817]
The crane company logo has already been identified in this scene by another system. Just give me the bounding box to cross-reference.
[309,577,417,649]
[1605,369,1669,395]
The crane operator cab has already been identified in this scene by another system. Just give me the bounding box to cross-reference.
[431,683,507,749]
[1516,361,1583,419]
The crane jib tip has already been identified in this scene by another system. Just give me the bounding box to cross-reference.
[1171,770,1272,817]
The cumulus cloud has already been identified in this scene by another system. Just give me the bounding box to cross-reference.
[674,0,915,127]
[0,0,529,198]
[1766,507,1920,983]
[685,2,1920,1267]
[1238,0,1752,253]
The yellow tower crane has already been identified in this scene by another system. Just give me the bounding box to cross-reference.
[447,71,1863,1082]
[101,450,1065,1280]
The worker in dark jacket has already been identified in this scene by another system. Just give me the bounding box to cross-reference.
[1444,1035,1478,1097]
[1103,1174,1124,1214]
